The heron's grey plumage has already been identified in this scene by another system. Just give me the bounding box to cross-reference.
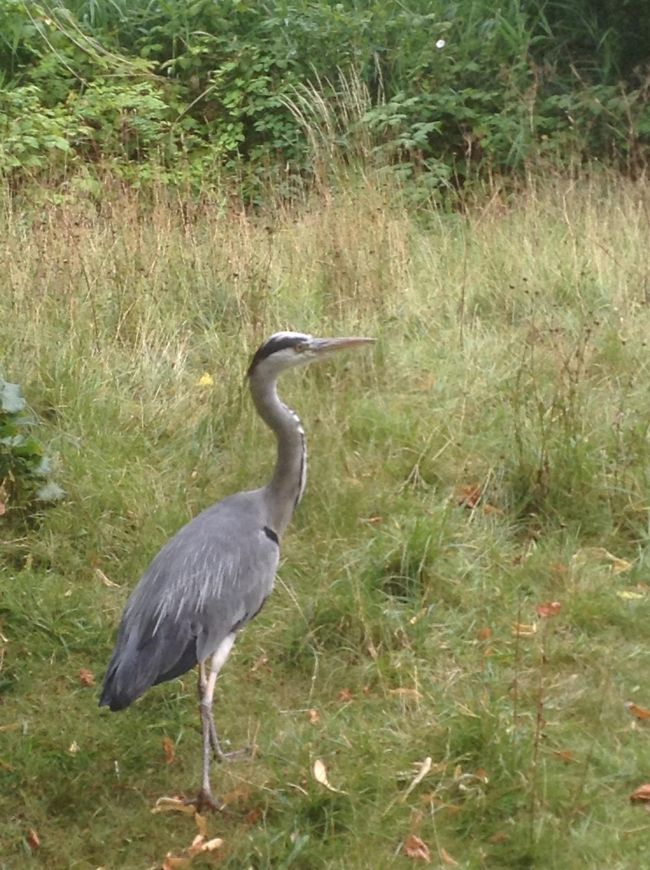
[99,331,374,809]
[100,492,279,711]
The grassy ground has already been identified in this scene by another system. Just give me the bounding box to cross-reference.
[2,169,650,868]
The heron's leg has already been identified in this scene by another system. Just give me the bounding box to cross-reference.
[196,660,225,762]
[199,632,246,775]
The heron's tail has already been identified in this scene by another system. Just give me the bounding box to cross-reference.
[99,632,198,711]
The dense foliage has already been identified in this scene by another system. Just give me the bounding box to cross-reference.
[0,1,649,190]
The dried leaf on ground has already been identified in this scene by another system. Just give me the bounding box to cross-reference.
[250,653,269,673]
[440,847,459,866]
[511,622,537,637]
[313,758,346,794]
[553,749,576,763]
[401,757,432,802]
[162,736,175,764]
[536,601,562,619]
[68,740,80,755]
[457,483,482,508]
[403,833,431,862]
[197,372,214,387]
[308,708,320,724]
[245,807,263,825]
[95,567,121,588]
[476,627,492,641]
[78,668,95,687]
[617,590,644,600]
[151,796,195,816]
[187,834,224,857]
[26,829,40,850]
[337,688,353,702]
[625,701,650,721]
[630,784,650,802]
[194,813,208,837]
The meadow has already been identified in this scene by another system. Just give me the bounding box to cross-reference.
[2,168,650,868]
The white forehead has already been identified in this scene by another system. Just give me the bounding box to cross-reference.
[268,331,312,343]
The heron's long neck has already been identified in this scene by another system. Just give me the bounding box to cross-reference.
[249,372,307,536]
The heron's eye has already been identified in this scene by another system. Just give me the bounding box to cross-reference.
[294,342,308,353]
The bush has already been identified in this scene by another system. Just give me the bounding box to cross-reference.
[0,379,64,518]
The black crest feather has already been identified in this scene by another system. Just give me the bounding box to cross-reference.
[247,333,308,376]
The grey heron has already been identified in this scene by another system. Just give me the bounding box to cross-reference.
[99,331,374,809]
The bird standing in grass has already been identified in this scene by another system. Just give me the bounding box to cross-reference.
[100,331,374,809]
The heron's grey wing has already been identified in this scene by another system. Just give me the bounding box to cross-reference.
[99,493,279,711]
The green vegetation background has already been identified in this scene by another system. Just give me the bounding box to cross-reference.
[0,0,649,193]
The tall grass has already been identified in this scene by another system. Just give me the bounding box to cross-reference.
[1,168,650,867]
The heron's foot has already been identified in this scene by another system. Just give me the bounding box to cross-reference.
[186,788,223,813]
[208,719,252,762]
[215,744,251,763]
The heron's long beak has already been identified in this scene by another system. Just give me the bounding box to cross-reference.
[310,336,376,355]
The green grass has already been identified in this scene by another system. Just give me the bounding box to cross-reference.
[2,169,650,868]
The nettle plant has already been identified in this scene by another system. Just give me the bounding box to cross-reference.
[0,379,64,518]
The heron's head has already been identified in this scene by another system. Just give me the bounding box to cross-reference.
[247,331,375,379]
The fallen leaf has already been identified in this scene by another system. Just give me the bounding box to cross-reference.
[188,835,207,858]
[476,627,492,641]
[197,372,214,387]
[68,740,80,755]
[95,567,121,588]
[188,835,223,857]
[457,483,482,508]
[482,502,504,516]
[151,796,195,816]
[440,847,459,866]
[27,829,40,850]
[404,833,431,862]
[308,708,320,724]
[536,601,562,619]
[489,831,509,844]
[617,590,644,600]
[337,688,353,702]
[511,622,537,637]
[244,806,263,825]
[312,758,346,794]
[202,837,224,852]
[162,736,175,765]
[630,784,650,802]
[553,749,576,763]
[250,653,269,673]
[625,701,650,721]
[389,688,423,701]
[401,757,432,802]
[78,668,95,687]
[194,813,208,838]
